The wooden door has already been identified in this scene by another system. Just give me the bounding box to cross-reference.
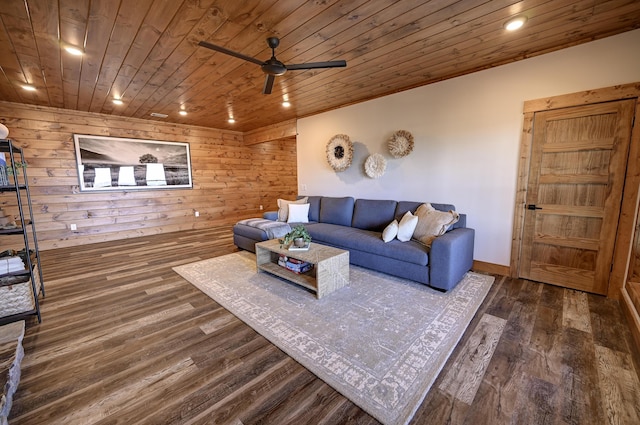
[519,100,635,294]
[624,207,640,316]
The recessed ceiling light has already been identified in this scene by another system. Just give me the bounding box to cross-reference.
[22,84,36,92]
[228,118,235,124]
[64,46,84,56]
[282,101,291,107]
[179,110,187,116]
[505,16,527,31]
[112,98,123,105]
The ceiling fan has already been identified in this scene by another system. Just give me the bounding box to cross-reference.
[198,37,347,94]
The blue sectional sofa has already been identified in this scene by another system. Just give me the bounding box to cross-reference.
[233,196,475,291]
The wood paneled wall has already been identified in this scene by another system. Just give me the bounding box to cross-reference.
[244,119,297,145]
[0,102,297,250]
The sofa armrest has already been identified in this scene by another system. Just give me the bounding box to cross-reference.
[262,211,278,221]
[429,227,475,291]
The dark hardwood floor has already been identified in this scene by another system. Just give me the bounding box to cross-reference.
[8,226,640,424]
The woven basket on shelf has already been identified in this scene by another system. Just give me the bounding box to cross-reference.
[0,271,40,317]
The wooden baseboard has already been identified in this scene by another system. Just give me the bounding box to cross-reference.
[472,260,510,276]
[620,288,640,354]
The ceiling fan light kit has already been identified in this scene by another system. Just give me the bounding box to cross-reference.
[198,37,347,95]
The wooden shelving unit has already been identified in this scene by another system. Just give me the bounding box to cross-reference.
[0,139,45,325]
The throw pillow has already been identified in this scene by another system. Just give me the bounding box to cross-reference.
[397,211,418,242]
[382,219,399,242]
[412,203,460,246]
[287,203,310,223]
[277,197,308,222]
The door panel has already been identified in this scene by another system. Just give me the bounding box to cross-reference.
[519,100,635,294]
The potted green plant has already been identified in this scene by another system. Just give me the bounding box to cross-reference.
[281,225,311,247]
[6,161,26,176]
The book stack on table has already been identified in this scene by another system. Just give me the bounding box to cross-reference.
[278,255,313,274]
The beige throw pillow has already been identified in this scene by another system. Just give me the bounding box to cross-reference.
[412,203,460,246]
[397,211,418,242]
[277,197,309,222]
[382,219,399,242]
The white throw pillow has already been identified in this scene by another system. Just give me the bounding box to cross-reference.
[397,211,418,242]
[382,219,399,242]
[277,197,308,222]
[412,203,460,246]
[287,203,310,223]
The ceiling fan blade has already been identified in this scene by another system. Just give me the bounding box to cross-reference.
[263,74,275,94]
[286,60,347,71]
[198,41,263,66]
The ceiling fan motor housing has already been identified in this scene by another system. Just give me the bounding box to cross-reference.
[262,59,287,76]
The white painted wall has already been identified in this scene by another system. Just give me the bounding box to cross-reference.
[296,29,640,266]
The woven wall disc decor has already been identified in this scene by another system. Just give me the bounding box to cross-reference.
[364,153,387,179]
[326,134,354,172]
[388,130,414,158]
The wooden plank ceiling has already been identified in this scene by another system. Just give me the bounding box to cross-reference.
[0,0,639,133]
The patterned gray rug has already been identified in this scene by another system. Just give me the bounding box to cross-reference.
[173,251,494,425]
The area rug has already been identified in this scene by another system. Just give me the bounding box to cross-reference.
[173,252,494,425]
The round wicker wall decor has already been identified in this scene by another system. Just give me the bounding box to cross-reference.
[388,130,414,158]
[364,153,387,179]
[326,134,354,172]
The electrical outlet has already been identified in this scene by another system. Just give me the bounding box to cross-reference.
[70,223,77,231]
[194,211,200,217]
[301,183,307,191]
[259,205,263,210]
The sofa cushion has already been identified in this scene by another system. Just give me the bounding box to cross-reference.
[305,196,322,222]
[395,201,464,229]
[395,201,422,220]
[382,219,399,242]
[277,197,308,222]
[352,199,397,231]
[319,197,354,227]
[287,203,310,223]
[413,203,460,246]
[397,211,418,242]
[306,223,428,265]
[263,211,278,221]
[233,220,291,241]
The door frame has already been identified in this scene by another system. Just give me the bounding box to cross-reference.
[510,82,640,299]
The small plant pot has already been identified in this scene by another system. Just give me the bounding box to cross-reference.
[293,238,306,247]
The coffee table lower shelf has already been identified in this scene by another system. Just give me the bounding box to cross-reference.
[257,262,318,292]
[255,239,349,299]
